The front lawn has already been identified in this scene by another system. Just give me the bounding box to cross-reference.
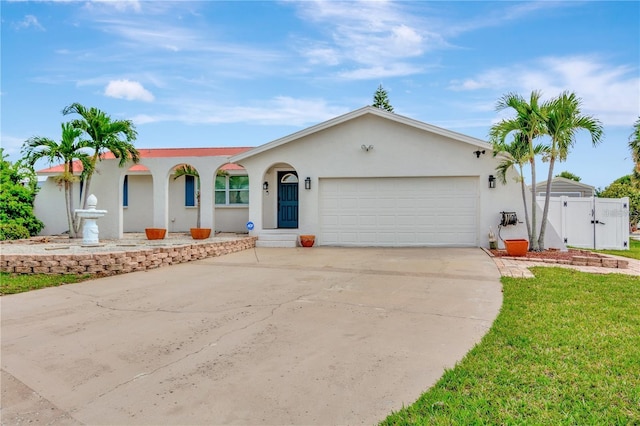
[0,272,92,295]
[595,238,640,260]
[382,267,640,425]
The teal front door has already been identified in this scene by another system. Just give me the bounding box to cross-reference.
[278,172,298,228]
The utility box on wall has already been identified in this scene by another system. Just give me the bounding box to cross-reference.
[537,196,630,250]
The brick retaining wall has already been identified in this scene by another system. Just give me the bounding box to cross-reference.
[0,237,258,276]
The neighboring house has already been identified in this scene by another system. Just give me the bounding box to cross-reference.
[34,106,564,249]
[532,177,595,198]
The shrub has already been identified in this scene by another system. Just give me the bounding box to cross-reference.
[0,149,44,236]
[0,223,31,241]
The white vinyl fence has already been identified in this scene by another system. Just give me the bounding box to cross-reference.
[538,196,630,250]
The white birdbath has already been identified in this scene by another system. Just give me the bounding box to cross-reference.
[75,194,108,246]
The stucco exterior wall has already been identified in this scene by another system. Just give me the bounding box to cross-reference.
[236,113,564,249]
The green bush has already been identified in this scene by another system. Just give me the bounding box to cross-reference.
[0,223,31,241]
[0,149,44,236]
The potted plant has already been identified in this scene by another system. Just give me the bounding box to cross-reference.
[503,239,529,256]
[488,227,497,250]
[299,234,315,247]
[173,164,212,240]
[145,228,166,240]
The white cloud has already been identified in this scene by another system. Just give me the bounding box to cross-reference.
[133,97,348,127]
[449,56,640,126]
[104,79,154,102]
[338,64,424,80]
[84,0,142,13]
[293,0,438,79]
[13,15,44,31]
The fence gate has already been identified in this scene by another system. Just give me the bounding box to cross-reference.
[537,196,629,250]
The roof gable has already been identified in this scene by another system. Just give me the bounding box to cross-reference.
[535,176,595,191]
[230,106,491,162]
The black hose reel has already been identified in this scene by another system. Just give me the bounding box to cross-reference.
[500,211,518,227]
[497,211,518,242]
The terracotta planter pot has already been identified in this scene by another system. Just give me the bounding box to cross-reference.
[145,228,166,240]
[504,239,529,257]
[190,228,211,240]
[299,234,315,247]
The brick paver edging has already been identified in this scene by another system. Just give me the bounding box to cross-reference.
[482,248,628,269]
[0,236,258,276]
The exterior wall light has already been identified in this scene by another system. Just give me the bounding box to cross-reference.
[474,150,486,158]
[305,177,311,190]
[488,175,496,189]
[263,181,269,191]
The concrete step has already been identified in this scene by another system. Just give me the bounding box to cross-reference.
[256,232,299,248]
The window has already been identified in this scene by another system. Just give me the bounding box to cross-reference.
[123,175,129,207]
[185,175,196,206]
[215,175,249,205]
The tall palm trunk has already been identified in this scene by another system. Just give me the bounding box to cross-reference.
[537,152,557,250]
[65,161,80,238]
[529,154,539,251]
[519,164,533,243]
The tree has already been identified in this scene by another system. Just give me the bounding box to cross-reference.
[0,148,44,239]
[62,103,139,211]
[493,133,548,244]
[372,84,394,112]
[489,91,547,251]
[599,175,640,228]
[21,123,92,238]
[538,91,603,250]
[629,117,640,179]
[556,171,581,182]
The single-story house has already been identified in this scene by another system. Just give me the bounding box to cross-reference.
[532,177,595,198]
[34,106,564,248]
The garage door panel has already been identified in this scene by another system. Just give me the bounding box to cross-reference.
[319,177,478,246]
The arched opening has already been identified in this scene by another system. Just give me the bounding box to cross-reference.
[168,163,201,233]
[214,163,249,233]
[122,163,153,233]
[262,163,298,229]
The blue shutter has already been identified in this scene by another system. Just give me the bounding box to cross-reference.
[185,175,195,206]
[123,175,129,207]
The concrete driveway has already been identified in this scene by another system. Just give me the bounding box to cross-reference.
[1,247,502,425]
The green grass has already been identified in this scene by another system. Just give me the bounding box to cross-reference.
[0,272,93,295]
[382,267,640,425]
[594,238,640,260]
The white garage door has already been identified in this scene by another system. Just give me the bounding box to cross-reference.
[319,177,478,246]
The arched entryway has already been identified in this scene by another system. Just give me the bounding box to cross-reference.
[261,163,299,230]
[277,171,299,228]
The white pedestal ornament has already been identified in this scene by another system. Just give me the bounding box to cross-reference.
[75,194,108,246]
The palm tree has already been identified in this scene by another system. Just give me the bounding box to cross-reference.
[489,91,547,251]
[493,133,548,244]
[538,91,603,249]
[21,123,92,238]
[629,117,640,180]
[62,103,139,210]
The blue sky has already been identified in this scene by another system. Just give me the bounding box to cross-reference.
[2,0,639,189]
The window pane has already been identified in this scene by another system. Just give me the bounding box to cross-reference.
[215,191,226,205]
[229,176,249,189]
[185,175,195,206]
[215,175,227,190]
[123,175,128,207]
[229,190,249,204]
